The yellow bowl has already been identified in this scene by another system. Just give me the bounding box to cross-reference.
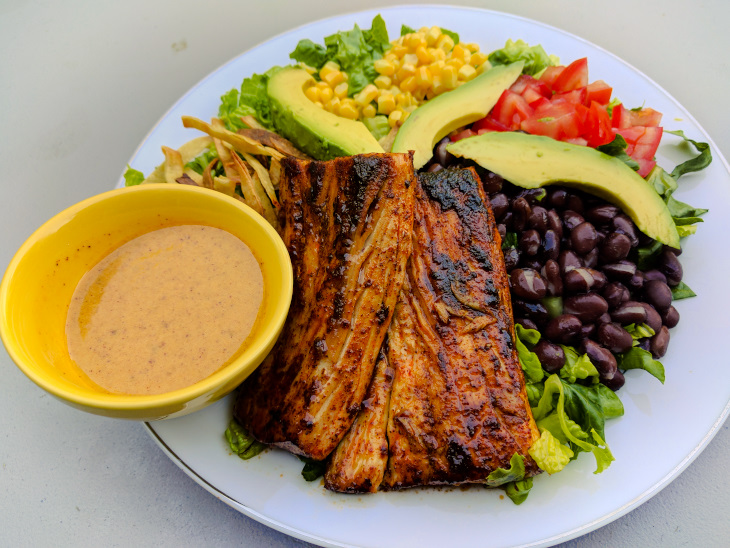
[0,184,292,421]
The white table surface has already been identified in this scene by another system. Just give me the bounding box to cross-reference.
[2,1,729,546]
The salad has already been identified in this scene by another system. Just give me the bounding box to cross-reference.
[125,15,711,504]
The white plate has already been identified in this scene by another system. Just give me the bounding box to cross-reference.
[127,6,730,548]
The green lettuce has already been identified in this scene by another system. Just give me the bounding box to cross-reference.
[225,419,266,460]
[529,428,574,474]
[514,324,544,384]
[616,347,665,383]
[488,39,558,76]
[289,15,391,96]
[218,66,283,131]
[123,165,144,186]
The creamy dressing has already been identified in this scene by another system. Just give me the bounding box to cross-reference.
[65,225,263,395]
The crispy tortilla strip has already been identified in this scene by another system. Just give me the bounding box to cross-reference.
[142,136,212,185]
[229,151,278,228]
[161,146,184,185]
[241,152,280,209]
[181,116,284,160]
[237,128,310,160]
[240,114,266,130]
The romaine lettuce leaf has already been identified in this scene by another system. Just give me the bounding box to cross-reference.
[617,347,665,383]
[666,129,712,179]
[225,419,266,460]
[218,67,282,131]
[529,428,574,474]
[488,39,558,76]
[559,345,599,384]
[123,165,144,186]
[515,324,544,384]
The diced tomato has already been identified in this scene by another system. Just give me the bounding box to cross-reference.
[490,90,534,130]
[521,99,583,140]
[472,116,511,132]
[583,101,613,147]
[450,128,476,142]
[553,87,588,107]
[626,107,663,127]
[527,96,551,109]
[614,126,663,176]
[551,58,589,93]
[611,103,628,128]
[586,80,612,105]
[539,65,565,90]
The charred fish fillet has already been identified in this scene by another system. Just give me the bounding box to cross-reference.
[234,153,415,460]
[326,167,540,492]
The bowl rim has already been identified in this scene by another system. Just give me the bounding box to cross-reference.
[0,183,293,413]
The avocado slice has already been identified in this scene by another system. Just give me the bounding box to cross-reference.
[391,62,524,170]
[447,132,680,248]
[267,67,384,160]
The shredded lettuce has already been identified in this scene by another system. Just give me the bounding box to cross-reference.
[123,165,144,186]
[184,143,220,175]
[514,324,544,384]
[488,39,558,76]
[529,429,574,474]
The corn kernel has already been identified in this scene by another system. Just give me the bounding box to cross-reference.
[451,44,466,60]
[334,82,349,99]
[458,64,477,81]
[384,51,399,63]
[388,109,403,127]
[374,58,396,76]
[391,44,408,58]
[299,63,317,75]
[403,53,419,67]
[425,26,441,46]
[414,45,435,65]
[441,65,458,89]
[304,85,320,103]
[470,51,488,67]
[476,60,491,74]
[374,75,392,89]
[436,34,455,53]
[355,84,379,106]
[377,93,396,115]
[429,76,446,98]
[401,110,411,123]
[464,42,480,53]
[322,70,345,87]
[415,66,431,88]
[396,63,417,82]
[319,86,333,103]
[432,47,446,61]
[405,32,426,51]
[395,92,412,108]
[362,103,377,118]
[446,58,465,71]
[319,61,340,79]
[338,100,359,120]
[325,96,341,114]
[398,75,416,93]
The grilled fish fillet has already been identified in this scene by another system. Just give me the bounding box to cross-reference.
[325,167,540,491]
[234,153,415,460]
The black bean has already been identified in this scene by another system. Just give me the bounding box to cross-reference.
[563,292,609,323]
[599,232,632,263]
[515,317,538,331]
[582,339,618,384]
[547,188,568,209]
[657,249,683,286]
[585,204,620,225]
[481,171,503,194]
[597,312,612,325]
[603,282,630,309]
[521,258,544,271]
[597,322,634,353]
[581,323,597,339]
[643,280,673,311]
[566,194,584,213]
[583,248,600,269]
[611,301,648,325]
[562,210,585,231]
[490,193,509,221]
[519,229,541,256]
[643,269,668,284]
[563,267,608,294]
[637,338,651,351]
[639,302,663,333]
[528,206,549,233]
[510,268,547,300]
[650,325,670,358]
[512,197,531,232]
[434,138,454,167]
[558,250,584,274]
[603,370,626,391]
[501,210,514,230]
[542,229,560,261]
[518,188,548,205]
[545,314,583,345]
[547,209,563,239]
[668,245,683,257]
[612,214,639,247]
[542,259,563,296]
[627,271,644,291]
[570,222,598,255]
[503,247,520,271]
[513,299,550,324]
[661,306,680,328]
[534,340,566,373]
[602,261,637,283]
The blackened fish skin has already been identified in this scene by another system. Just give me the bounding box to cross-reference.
[234,153,415,460]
